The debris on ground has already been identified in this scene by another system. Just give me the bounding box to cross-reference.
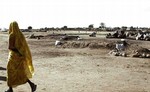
[106,30,127,38]
[89,32,96,37]
[60,35,80,40]
[132,48,150,58]
[109,49,127,57]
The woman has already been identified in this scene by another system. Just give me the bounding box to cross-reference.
[6,21,37,92]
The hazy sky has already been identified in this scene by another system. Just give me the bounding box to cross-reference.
[0,0,150,28]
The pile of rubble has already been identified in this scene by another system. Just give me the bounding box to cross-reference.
[132,48,150,58]
[58,41,115,49]
[108,39,128,57]
[27,34,44,39]
[109,49,127,57]
[106,30,127,38]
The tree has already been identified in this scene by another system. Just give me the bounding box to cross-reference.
[89,24,94,28]
[100,22,105,28]
[61,26,68,30]
[28,26,32,30]
[99,22,106,31]
[63,26,67,29]
[88,24,94,31]
[121,26,127,31]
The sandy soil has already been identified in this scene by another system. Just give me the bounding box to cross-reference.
[0,31,150,92]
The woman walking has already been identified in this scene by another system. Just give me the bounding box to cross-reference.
[6,21,37,92]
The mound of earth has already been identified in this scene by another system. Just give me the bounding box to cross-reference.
[61,41,115,49]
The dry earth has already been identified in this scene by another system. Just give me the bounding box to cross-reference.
[0,31,150,92]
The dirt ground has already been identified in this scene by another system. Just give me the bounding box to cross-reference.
[0,31,150,92]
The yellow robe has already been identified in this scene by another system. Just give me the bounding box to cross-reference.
[7,21,34,87]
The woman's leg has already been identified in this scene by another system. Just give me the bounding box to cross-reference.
[27,79,37,92]
[5,87,13,92]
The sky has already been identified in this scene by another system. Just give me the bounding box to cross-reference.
[0,0,150,29]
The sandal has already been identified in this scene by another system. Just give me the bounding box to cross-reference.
[31,83,37,92]
[5,88,13,92]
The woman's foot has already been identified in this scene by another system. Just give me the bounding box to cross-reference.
[31,83,37,92]
[27,80,37,92]
[5,87,13,92]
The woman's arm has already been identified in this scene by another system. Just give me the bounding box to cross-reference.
[8,35,19,52]
[8,35,15,50]
[9,35,23,57]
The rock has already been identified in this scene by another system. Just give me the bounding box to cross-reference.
[141,53,146,58]
[122,53,127,57]
[146,54,150,58]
